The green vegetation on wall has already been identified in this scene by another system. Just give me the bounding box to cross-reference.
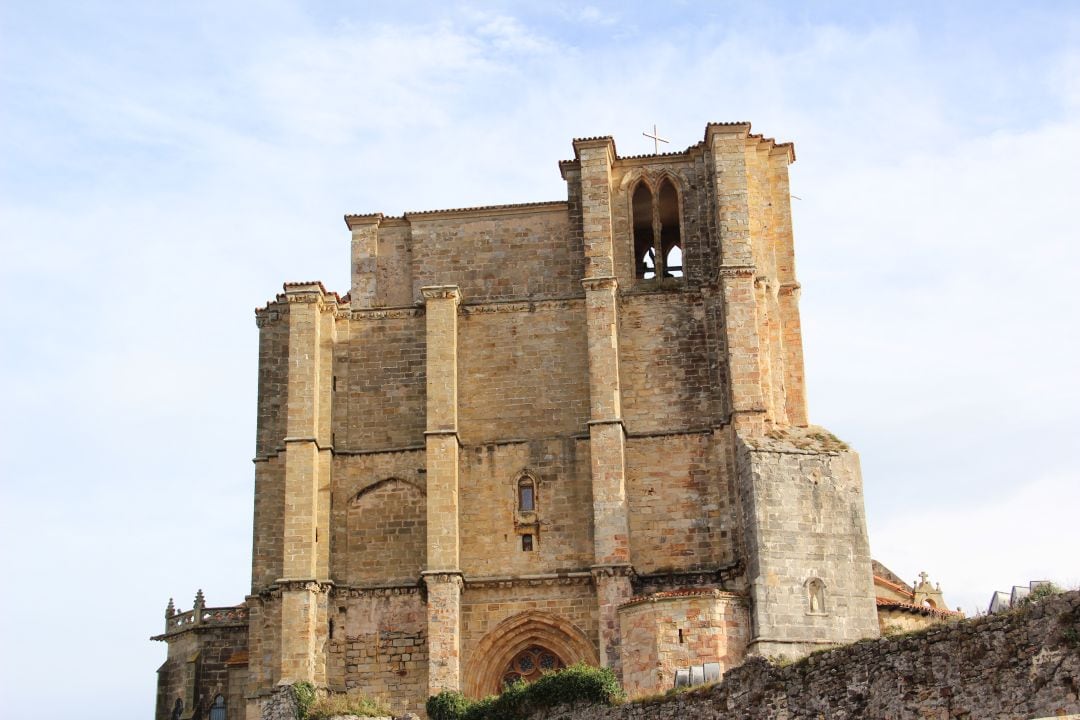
[427,664,624,720]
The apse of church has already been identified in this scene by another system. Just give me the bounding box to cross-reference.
[153,123,880,720]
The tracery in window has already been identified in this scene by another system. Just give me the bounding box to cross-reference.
[502,645,565,687]
[632,178,683,279]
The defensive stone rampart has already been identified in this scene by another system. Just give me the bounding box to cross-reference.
[537,590,1080,720]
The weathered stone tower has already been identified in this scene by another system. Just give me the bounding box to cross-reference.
[153,122,879,719]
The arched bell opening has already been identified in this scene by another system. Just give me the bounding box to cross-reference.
[658,179,682,278]
[632,183,656,279]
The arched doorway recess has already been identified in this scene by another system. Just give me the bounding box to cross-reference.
[463,611,598,697]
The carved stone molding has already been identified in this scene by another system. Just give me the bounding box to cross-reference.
[631,562,743,595]
[285,293,320,304]
[254,310,281,327]
[466,573,593,590]
[274,579,335,594]
[718,264,756,279]
[581,276,618,292]
[341,307,424,321]
[461,298,584,316]
[421,571,465,588]
[590,564,636,580]
[420,285,462,304]
[330,584,422,600]
[778,281,802,299]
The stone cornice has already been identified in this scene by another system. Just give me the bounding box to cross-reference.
[422,571,465,592]
[331,584,422,599]
[339,306,424,321]
[272,579,335,593]
[466,572,594,590]
[461,297,585,315]
[619,588,748,611]
[631,562,744,595]
[717,264,756,279]
[590,564,636,580]
[343,212,383,230]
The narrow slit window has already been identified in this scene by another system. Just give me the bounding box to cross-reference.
[632,183,656,279]
[521,534,534,551]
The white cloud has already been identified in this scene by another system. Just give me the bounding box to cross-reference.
[872,469,1080,617]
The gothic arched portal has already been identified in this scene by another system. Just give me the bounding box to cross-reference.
[463,611,598,698]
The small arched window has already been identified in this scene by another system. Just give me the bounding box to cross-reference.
[518,477,535,512]
[807,578,826,613]
[171,699,183,720]
[209,695,226,720]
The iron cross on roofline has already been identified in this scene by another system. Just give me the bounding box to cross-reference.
[642,124,669,154]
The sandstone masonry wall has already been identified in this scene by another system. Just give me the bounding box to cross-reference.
[539,591,1080,720]
[624,434,735,574]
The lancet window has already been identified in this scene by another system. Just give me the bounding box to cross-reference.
[632,177,683,280]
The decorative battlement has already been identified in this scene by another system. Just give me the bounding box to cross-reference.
[153,590,248,639]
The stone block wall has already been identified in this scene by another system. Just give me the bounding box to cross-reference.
[538,591,1080,720]
[736,429,879,656]
[457,304,589,444]
[326,589,428,717]
[334,313,427,450]
[330,450,427,586]
[458,439,594,577]
[624,433,735,574]
[618,590,749,698]
[618,292,717,433]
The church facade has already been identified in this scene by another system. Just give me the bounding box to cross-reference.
[154,122,885,719]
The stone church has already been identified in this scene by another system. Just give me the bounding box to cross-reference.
[153,122,948,719]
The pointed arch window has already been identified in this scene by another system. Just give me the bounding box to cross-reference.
[170,699,183,720]
[632,178,683,280]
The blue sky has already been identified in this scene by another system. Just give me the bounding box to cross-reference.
[2,2,1078,718]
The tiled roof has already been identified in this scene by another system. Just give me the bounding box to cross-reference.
[876,597,962,618]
